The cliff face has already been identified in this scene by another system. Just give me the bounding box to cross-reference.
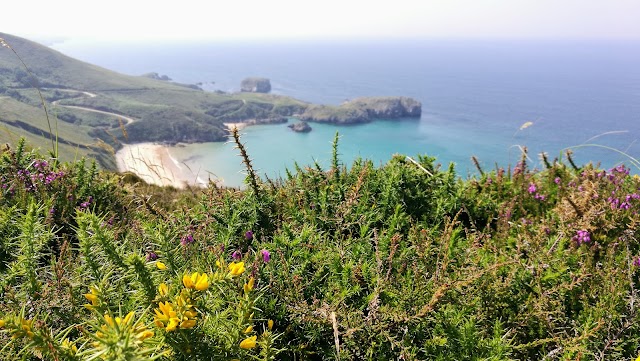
[240,77,271,93]
[349,97,422,118]
[298,96,421,124]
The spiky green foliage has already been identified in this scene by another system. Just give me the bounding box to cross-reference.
[2,138,640,360]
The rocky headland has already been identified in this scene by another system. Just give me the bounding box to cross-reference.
[298,96,421,124]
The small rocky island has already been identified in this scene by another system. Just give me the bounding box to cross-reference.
[288,121,312,133]
[240,77,271,93]
[298,96,421,124]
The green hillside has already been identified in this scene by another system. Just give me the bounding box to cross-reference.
[0,32,309,168]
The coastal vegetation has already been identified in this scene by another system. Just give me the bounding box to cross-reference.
[1,130,640,360]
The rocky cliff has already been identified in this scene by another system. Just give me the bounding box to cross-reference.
[240,77,271,93]
[298,96,421,124]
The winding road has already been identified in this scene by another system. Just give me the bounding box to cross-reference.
[48,88,137,125]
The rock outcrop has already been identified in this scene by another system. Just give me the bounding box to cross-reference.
[298,96,421,124]
[288,121,312,133]
[240,77,271,93]
[141,72,172,81]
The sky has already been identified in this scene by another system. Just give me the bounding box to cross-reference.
[3,0,640,42]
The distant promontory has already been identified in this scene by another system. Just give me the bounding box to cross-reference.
[298,96,422,124]
[241,77,271,93]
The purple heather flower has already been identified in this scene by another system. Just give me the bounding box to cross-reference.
[232,250,242,261]
[245,230,254,241]
[261,249,271,263]
[572,230,591,245]
[634,257,640,267]
[146,252,158,261]
[528,183,537,194]
[181,234,194,246]
[534,193,546,201]
[554,177,561,184]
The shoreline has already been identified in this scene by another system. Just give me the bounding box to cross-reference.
[116,143,208,188]
[115,122,253,188]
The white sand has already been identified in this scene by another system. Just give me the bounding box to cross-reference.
[116,143,207,188]
[223,122,248,131]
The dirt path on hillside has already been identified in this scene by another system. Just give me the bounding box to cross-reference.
[49,88,137,125]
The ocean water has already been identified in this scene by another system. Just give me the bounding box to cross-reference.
[52,38,640,187]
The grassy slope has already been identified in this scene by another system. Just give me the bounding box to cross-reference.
[0,32,309,168]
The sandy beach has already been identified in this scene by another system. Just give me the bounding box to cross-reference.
[223,122,248,131]
[116,143,207,188]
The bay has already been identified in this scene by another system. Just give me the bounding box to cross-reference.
[51,38,640,187]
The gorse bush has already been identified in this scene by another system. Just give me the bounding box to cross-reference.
[2,135,640,360]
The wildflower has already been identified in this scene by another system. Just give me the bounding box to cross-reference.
[154,302,180,332]
[527,183,537,194]
[0,319,4,328]
[245,230,254,241]
[84,286,100,307]
[634,257,640,267]
[181,234,194,246]
[572,230,591,245]
[180,319,197,329]
[239,335,257,349]
[156,262,167,270]
[61,338,78,354]
[228,262,246,276]
[554,177,561,184]
[268,319,274,330]
[12,318,35,339]
[146,252,158,261]
[158,283,169,297]
[183,272,209,291]
[244,325,253,334]
[137,329,154,341]
[232,250,242,260]
[261,249,271,263]
[244,277,255,294]
[166,317,179,332]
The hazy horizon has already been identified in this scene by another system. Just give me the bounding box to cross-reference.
[3,0,640,43]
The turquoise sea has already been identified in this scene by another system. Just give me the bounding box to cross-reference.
[52,39,640,187]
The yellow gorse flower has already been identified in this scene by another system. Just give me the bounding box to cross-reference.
[0,319,5,328]
[243,277,255,294]
[61,338,78,354]
[239,335,257,349]
[166,317,179,332]
[84,286,100,309]
[154,295,199,332]
[244,325,253,334]
[183,272,209,291]
[154,302,179,331]
[12,318,34,339]
[156,262,167,270]
[158,283,169,297]
[180,319,196,329]
[268,319,274,330]
[228,261,246,276]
